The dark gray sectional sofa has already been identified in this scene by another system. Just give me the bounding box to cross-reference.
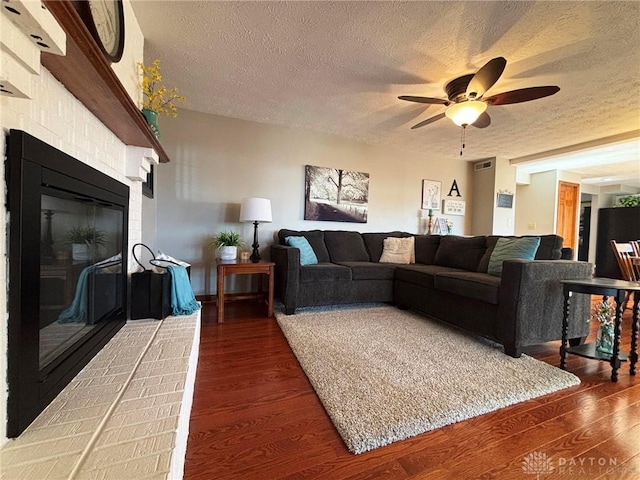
[271,229,592,357]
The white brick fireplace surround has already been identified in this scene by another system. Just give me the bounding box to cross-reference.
[1,1,200,478]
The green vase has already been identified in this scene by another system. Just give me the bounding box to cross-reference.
[141,108,160,139]
[595,324,614,354]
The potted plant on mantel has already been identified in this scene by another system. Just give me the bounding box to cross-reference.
[211,231,244,261]
[138,59,186,139]
[66,226,107,261]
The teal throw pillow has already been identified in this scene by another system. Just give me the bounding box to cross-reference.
[487,237,541,277]
[285,236,318,266]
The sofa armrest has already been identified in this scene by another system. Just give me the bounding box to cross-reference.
[498,259,593,354]
[271,244,301,314]
[560,247,574,260]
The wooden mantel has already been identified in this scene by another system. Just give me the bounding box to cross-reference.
[41,0,170,163]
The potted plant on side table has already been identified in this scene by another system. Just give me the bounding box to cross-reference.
[211,231,244,261]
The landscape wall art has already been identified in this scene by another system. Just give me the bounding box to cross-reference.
[304,165,369,223]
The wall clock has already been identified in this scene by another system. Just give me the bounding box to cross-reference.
[77,0,125,63]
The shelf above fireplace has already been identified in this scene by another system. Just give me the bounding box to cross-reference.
[40,0,170,163]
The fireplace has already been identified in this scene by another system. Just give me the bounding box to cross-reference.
[6,129,129,437]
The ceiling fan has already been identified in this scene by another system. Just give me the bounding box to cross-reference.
[398,57,560,130]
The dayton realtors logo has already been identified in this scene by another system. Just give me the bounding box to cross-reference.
[522,451,633,478]
[522,451,554,479]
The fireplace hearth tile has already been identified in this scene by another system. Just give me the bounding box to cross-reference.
[0,310,200,480]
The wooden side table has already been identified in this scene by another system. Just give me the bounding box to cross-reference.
[216,259,275,323]
[560,278,640,382]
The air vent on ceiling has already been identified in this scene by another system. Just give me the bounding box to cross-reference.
[474,160,493,171]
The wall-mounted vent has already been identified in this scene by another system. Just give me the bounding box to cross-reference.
[474,160,493,171]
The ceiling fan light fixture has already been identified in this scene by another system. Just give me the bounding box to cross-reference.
[445,100,487,127]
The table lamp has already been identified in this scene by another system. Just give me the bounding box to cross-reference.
[239,197,272,262]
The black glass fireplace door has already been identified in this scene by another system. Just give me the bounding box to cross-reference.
[39,190,124,371]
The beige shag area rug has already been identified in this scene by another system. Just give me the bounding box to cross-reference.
[276,304,580,454]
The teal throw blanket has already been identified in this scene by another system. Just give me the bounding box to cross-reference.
[58,265,97,323]
[166,265,201,316]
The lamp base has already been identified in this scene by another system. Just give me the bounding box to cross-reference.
[250,221,261,263]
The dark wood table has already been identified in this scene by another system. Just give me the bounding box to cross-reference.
[216,259,275,323]
[560,278,640,381]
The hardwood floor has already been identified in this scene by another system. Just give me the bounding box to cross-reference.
[184,299,640,479]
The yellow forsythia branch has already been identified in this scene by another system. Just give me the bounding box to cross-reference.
[137,59,186,117]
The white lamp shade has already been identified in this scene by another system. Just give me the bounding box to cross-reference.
[445,100,487,127]
[239,197,272,223]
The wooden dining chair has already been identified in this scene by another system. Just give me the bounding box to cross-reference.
[611,240,639,281]
[631,240,640,278]
[610,240,639,310]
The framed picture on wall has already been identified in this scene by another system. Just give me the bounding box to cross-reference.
[304,165,369,223]
[496,192,513,208]
[422,179,441,210]
[443,198,466,215]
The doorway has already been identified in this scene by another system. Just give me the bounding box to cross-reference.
[557,181,580,252]
[578,193,592,261]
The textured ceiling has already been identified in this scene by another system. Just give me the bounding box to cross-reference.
[130,0,640,187]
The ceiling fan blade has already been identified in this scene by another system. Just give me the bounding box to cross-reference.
[485,86,560,106]
[466,57,507,99]
[399,95,449,105]
[411,112,446,129]
[471,111,491,128]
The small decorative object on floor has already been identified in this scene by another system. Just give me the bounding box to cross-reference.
[211,230,244,261]
[138,59,186,139]
[593,298,615,354]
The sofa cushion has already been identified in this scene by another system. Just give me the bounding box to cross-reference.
[379,237,415,264]
[478,235,563,272]
[337,262,397,280]
[433,236,487,271]
[362,231,405,262]
[535,235,564,260]
[323,231,370,262]
[299,263,352,283]
[415,235,441,264]
[278,229,330,263]
[434,272,501,305]
[395,264,465,289]
[487,237,541,277]
[477,236,501,273]
[285,236,318,265]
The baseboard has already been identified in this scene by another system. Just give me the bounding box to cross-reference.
[196,293,265,304]
[196,294,216,304]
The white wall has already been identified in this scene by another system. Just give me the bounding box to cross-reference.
[492,158,516,236]
[469,157,516,236]
[0,1,144,445]
[142,190,158,250]
[470,160,495,236]
[153,109,472,296]
[515,170,559,236]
